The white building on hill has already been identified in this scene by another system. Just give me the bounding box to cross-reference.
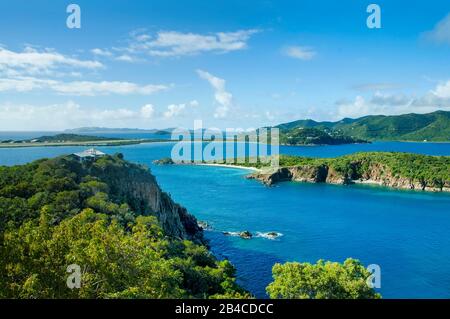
[72,148,106,162]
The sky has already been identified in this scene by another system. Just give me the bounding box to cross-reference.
[0,0,450,130]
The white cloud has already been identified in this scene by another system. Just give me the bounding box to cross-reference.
[91,48,113,57]
[0,101,160,130]
[189,99,199,107]
[0,77,169,96]
[0,77,54,92]
[126,29,259,57]
[162,100,200,118]
[283,46,316,60]
[336,96,373,119]
[0,47,103,77]
[423,13,450,44]
[50,80,168,96]
[335,82,450,119]
[432,80,450,98]
[115,54,137,62]
[91,48,138,63]
[196,69,232,118]
[141,104,155,118]
[164,103,186,118]
[370,91,411,106]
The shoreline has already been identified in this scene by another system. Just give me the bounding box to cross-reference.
[2,137,450,149]
[352,179,384,186]
[0,139,174,149]
[249,169,450,193]
[189,162,262,172]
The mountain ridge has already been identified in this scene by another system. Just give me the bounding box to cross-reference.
[275,110,450,141]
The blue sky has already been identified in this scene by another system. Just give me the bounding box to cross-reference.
[0,0,450,130]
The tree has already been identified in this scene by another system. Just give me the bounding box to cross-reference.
[0,155,249,299]
[266,259,381,299]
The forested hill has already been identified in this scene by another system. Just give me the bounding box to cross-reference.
[246,152,450,192]
[26,134,118,143]
[279,127,368,145]
[276,110,450,141]
[0,154,247,298]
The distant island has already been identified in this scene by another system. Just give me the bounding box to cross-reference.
[242,152,450,192]
[276,110,450,142]
[65,127,173,135]
[0,133,165,148]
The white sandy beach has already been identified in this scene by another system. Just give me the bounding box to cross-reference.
[195,163,262,172]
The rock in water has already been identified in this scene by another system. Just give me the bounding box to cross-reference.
[153,157,175,165]
[198,221,212,230]
[239,231,253,239]
[267,232,279,239]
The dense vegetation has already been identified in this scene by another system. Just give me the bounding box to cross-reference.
[279,152,449,188]
[0,153,388,299]
[235,152,450,190]
[66,127,172,135]
[276,110,450,141]
[1,134,120,144]
[0,154,248,298]
[267,259,380,299]
[23,134,118,143]
[279,127,367,145]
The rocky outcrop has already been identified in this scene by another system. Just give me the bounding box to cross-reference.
[88,156,203,242]
[248,162,450,193]
[153,157,175,165]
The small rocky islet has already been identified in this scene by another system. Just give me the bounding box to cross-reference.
[222,230,282,240]
[197,220,213,231]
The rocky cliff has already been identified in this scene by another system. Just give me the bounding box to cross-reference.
[86,155,203,242]
[247,161,450,193]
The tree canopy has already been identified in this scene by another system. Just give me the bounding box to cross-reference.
[0,154,248,299]
[266,259,381,299]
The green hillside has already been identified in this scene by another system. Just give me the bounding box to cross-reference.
[280,127,367,145]
[0,154,247,298]
[276,110,450,141]
[27,133,118,143]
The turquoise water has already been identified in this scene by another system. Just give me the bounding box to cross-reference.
[1,141,450,298]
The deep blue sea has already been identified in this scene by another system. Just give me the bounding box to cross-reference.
[1,138,450,298]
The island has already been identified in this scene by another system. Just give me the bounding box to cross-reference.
[0,133,168,148]
[64,127,173,135]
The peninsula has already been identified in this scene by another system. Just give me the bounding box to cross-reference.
[242,152,450,192]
